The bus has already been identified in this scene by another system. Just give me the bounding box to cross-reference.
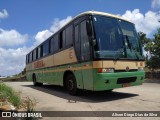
[26,11,145,95]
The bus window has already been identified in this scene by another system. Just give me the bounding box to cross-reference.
[60,30,65,49]
[29,52,33,63]
[36,48,38,59]
[37,46,41,59]
[80,20,90,61]
[43,41,49,56]
[63,30,66,47]
[33,49,37,61]
[50,35,59,53]
[50,37,54,53]
[66,25,73,46]
[74,25,81,60]
[26,55,28,64]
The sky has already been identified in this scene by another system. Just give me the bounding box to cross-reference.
[0,0,160,76]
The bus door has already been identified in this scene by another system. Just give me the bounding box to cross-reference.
[74,19,94,91]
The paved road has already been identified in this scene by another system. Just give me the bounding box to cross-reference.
[4,82,160,120]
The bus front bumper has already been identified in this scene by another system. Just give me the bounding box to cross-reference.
[93,71,145,91]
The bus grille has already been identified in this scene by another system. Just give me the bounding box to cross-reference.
[117,77,137,84]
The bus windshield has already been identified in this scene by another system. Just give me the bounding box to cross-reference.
[92,15,144,60]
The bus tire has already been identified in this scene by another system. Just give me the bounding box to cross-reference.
[66,74,77,95]
[33,75,43,86]
[105,89,113,93]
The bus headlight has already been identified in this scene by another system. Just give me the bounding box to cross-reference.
[138,67,144,71]
[98,68,114,73]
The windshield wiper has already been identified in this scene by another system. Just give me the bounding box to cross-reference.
[114,35,126,60]
[125,35,139,60]
[114,48,124,60]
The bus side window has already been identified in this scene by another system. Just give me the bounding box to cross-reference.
[60,30,65,49]
[80,20,90,61]
[26,55,28,64]
[37,46,41,59]
[36,48,38,59]
[33,49,37,61]
[43,41,49,56]
[51,35,59,53]
[50,37,54,53]
[29,52,33,63]
[66,25,73,46]
[40,45,43,57]
[74,25,81,60]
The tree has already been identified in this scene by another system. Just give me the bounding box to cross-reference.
[138,31,151,60]
[138,32,150,47]
[141,28,160,70]
[147,56,160,70]
[152,28,160,58]
[22,68,26,75]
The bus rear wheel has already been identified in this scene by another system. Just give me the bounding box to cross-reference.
[33,75,43,86]
[66,74,77,95]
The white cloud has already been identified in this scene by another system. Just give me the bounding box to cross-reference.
[0,9,8,19]
[34,16,72,45]
[0,28,28,47]
[122,9,160,36]
[34,30,52,45]
[0,16,73,76]
[151,0,160,9]
[50,16,72,33]
[0,46,33,76]
[0,28,30,76]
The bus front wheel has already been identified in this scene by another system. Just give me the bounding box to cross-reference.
[33,75,43,86]
[66,74,77,95]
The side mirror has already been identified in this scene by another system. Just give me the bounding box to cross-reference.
[86,20,92,37]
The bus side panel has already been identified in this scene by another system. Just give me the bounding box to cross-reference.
[26,72,32,81]
[26,63,33,81]
[81,61,94,91]
[36,67,60,85]
[57,66,65,86]
[58,63,85,89]
[51,67,61,85]
[74,70,84,89]
[73,63,84,89]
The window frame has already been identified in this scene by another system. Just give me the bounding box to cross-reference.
[65,25,73,46]
[26,15,93,64]
[33,49,37,61]
[73,15,92,62]
[43,40,49,57]
[29,52,33,63]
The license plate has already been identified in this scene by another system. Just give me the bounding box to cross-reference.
[122,83,130,87]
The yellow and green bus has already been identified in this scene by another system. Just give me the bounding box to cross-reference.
[26,11,145,95]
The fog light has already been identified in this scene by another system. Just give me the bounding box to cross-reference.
[98,68,114,73]
[138,67,144,71]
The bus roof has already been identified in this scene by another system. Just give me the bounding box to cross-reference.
[57,11,132,34]
[54,11,132,36]
[27,11,132,55]
[72,10,132,24]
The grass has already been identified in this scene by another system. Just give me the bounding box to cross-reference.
[0,83,21,108]
[0,82,38,120]
[21,96,37,112]
[0,74,26,82]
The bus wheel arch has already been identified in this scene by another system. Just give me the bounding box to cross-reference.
[63,71,78,95]
[32,73,43,86]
